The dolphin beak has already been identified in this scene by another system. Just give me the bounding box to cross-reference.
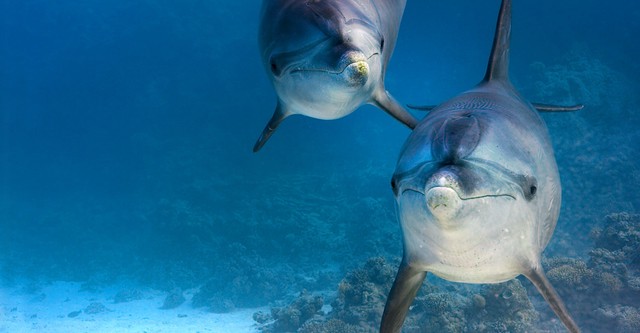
[343,60,369,86]
[425,187,462,221]
[339,51,373,86]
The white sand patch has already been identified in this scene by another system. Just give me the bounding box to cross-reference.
[0,281,262,333]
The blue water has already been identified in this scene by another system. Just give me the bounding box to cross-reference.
[1,1,639,332]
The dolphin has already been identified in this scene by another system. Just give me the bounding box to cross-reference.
[380,1,582,332]
[253,0,417,152]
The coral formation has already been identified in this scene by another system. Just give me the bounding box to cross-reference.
[191,242,296,312]
[541,213,640,331]
[193,274,277,312]
[471,280,537,333]
[256,290,324,333]
[330,257,396,330]
[408,292,467,332]
[84,302,110,314]
[595,305,640,333]
[405,279,536,333]
[254,257,396,332]
[298,319,363,333]
[256,258,538,332]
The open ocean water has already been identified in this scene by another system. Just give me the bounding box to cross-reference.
[1,1,638,332]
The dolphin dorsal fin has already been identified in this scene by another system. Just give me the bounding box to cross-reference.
[483,0,512,82]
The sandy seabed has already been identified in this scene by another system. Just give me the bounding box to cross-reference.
[0,281,261,333]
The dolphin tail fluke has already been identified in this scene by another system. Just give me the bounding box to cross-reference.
[380,261,426,333]
[484,0,512,82]
[373,89,418,129]
[532,102,584,112]
[524,265,581,333]
[253,102,289,152]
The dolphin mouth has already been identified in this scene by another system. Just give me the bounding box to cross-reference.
[394,161,520,201]
[289,52,379,75]
[404,186,515,201]
[429,186,516,201]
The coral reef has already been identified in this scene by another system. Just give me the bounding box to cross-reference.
[330,257,396,330]
[540,212,640,331]
[407,292,468,332]
[256,258,538,333]
[255,290,325,333]
[591,213,640,270]
[254,257,396,332]
[470,280,537,333]
[594,305,640,333]
[192,242,297,312]
[406,279,536,333]
[298,319,363,333]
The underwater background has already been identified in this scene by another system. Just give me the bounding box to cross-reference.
[1,0,638,332]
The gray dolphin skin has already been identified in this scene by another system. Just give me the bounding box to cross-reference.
[380,1,582,332]
[253,0,418,152]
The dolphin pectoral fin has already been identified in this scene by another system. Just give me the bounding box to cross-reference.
[253,102,289,152]
[380,261,426,333]
[532,103,584,112]
[373,89,418,129]
[406,104,437,112]
[524,266,580,333]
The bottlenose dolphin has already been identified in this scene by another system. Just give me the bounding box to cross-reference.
[253,0,417,152]
[380,1,582,332]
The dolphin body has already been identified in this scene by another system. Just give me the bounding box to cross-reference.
[380,1,581,332]
[253,0,417,152]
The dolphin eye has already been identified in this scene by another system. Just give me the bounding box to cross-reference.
[380,38,385,52]
[523,176,538,200]
[270,60,279,75]
[390,177,398,195]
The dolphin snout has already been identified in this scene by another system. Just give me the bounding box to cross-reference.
[343,61,369,86]
[341,51,369,86]
[426,187,462,222]
[426,169,463,193]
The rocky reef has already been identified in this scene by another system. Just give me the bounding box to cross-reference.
[541,212,640,332]
[330,257,397,329]
[255,290,325,333]
[403,279,536,333]
[256,212,640,332]
[256,258,537,332]
[254,257,396,332]
[191,242,297,312]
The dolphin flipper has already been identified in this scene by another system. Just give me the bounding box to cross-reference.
[380,262,426,333]
[524,266,580,333]
[531,103,584,112]
[373,89,419,129]
[253,102,289,152]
